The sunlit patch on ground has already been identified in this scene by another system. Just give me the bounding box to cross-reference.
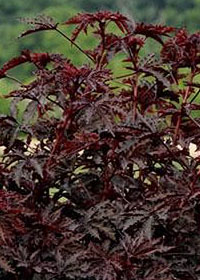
[189,143,200,158]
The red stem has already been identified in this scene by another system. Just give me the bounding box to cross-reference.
[133,76,138,122]
[174,72,195,143]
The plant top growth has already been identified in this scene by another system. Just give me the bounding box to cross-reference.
[0,11,200,280]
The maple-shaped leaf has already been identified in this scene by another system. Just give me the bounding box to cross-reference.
[135,23,175,44]
[64,11,135,41]
[0,50,51,78]
[0,55,28,78]
[161,29,200,68]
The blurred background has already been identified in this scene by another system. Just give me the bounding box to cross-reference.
[0,0,200,114]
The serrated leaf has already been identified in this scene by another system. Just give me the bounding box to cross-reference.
[18,15,57,38]
[88,227,101,240]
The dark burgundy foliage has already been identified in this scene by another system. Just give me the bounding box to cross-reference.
[1,11,200,280]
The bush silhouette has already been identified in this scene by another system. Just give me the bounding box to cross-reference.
[0,11,200,280]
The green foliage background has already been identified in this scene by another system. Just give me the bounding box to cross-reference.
[1,0,200,67]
